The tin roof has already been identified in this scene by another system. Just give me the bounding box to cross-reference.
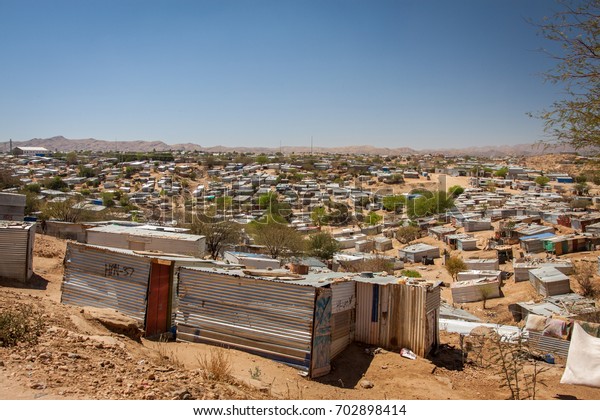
[401,243,439,253]
[87,225,205,241]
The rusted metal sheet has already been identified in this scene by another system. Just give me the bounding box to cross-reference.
[0,222,35,282]
[176,267,317,372]
[61,242,152,323]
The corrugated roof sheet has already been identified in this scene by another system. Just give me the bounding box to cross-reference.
[87,225,205,242]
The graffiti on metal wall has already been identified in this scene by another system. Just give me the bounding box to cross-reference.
[104,263,135,278]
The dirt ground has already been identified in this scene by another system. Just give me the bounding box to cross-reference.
[1,234,600,401]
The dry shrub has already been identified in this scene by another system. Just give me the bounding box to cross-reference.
[573,260,598,298]
[464,328,547,400]
[197,347,232,382]
[0,303,45,347]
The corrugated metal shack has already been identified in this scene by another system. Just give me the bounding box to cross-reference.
[513,259,573,282]
[398,243,440,263]
[519,232,556,253]
[528,266,571,297]
[175,267,346,378]
[570,213,600,232]
[428,226,456,241]
[445,233,477,251]
[509,293,599,322]
[86,225,206,257]
[175,268,440,377]
[0,221,36,282]
[525,316,600,359]
[0,192,26,221]
[463,218,491,232]
[464,258,499,271]
[40,220,95,242]
[223,251,280,269]
[543,234,600,256]
[451,278,501,303]
[456,235,478,251]
[354,275,441,358]
[61,242,215,337]
[457,270,502,282]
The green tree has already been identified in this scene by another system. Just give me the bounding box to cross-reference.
[247,217,306,260]
[445,256,467,281]
[308,231,340,261]
[256,154,269,165]
[448,185,465,197]
[311,206,329,227]
[395,225,421,244]
[43,176,68,191]
[494,167,509,178]
[366,211,382,226]
[102,192,115,207]
[382,195,405,213]
[190,216,240,260]
[23,183,41,194]
[65,151,78,165]
[0,169,21,189]
[41,197,87,223]
[574,182,589,196]
[534,176,550,187]
[406,191,454,219]
[78,165,96,178]
[533,0,600,150]
[326,201,351,226]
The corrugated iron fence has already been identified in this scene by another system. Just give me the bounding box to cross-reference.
[176,267,318,372]
[62,242,152,324]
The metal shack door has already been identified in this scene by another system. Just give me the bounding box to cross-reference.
[145,260,172,337]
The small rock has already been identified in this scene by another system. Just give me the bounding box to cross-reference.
[116,377,123,383]
[147,373,156,381]
[144,392,156,400]
[0,360,4,367]
[172,389,191,399]
[381,365,388,370]
[25,355,36,362]
[30,383,46,390]
[360,380,374,389]
[67,353,81,359]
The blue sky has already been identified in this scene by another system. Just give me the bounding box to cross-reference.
[0,0,565,149]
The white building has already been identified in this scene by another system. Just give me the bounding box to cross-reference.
[13,146,50,156]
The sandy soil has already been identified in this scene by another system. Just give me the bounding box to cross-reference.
[1,234,600,401]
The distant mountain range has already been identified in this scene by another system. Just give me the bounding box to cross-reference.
[0,135,586,157]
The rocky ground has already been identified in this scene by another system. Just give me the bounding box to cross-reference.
[2,235,600,401]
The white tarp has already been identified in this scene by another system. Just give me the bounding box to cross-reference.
[439,319,524,343]
[560,323,600,388]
